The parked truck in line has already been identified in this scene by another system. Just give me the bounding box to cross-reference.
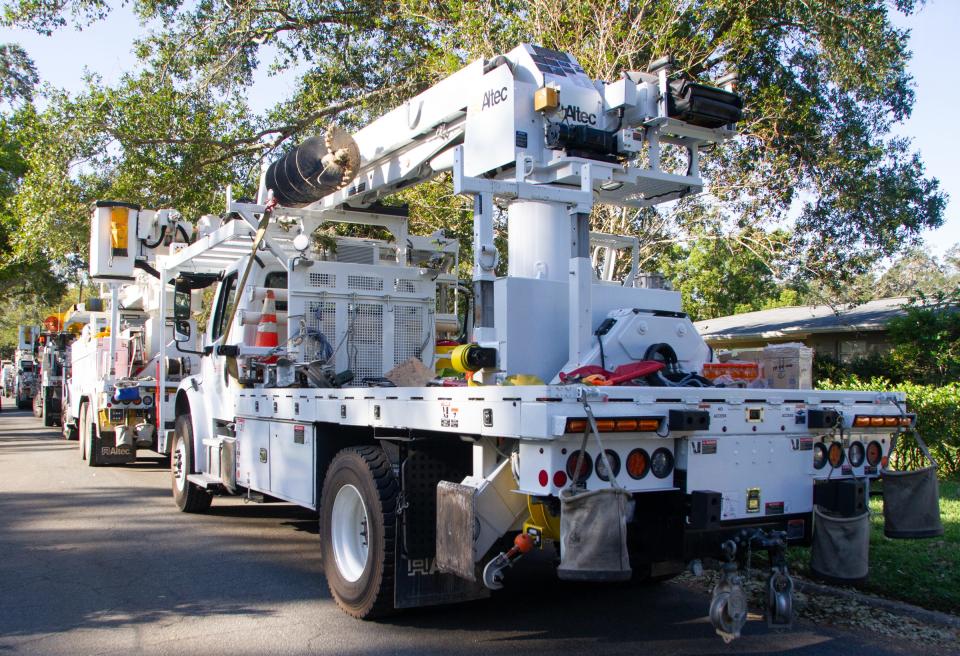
[92,45,922,640]
[63,206,199,465]
[13,326,39,410]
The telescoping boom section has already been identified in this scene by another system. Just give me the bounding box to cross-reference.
[149,44,923,637]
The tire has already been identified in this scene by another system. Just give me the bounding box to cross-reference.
[171,414,212,513]
[319,446,399,619]
[62,400,77,440]
[42,398,55,427]
[78,403,88,460]
[84,404,100,467]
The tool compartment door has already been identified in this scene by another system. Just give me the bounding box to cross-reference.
[236,418,270,492]
[269,421,315,508]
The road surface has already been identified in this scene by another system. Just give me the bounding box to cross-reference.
[0,403,942,655]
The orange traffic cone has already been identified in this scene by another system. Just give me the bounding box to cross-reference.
[255,290,279,363]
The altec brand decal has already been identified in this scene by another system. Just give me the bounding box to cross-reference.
[482,87,508,110]
[562,104,597,125]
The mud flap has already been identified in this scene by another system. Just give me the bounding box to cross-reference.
[394,516,489,610]
[96,431,137,465]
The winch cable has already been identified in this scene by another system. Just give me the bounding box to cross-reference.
[568,395,623,492]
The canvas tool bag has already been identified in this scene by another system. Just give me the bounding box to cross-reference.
[557,400,632,582]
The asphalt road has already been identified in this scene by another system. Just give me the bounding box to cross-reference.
[0,402,938,655]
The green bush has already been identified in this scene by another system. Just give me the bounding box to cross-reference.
[819,375,960,478]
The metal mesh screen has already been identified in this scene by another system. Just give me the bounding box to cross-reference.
[305,300,337,362]
[394,304,425,364]
[308,272,335,288]
[348,274,384,291]
[394,278,417,294]
[349,304,383,383]
[337,243,376,264]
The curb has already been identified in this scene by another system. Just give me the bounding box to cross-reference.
[793,578,960,630]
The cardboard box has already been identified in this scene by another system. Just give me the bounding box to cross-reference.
[733,343,813,389]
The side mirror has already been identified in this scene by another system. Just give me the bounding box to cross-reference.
[174,320,191,342]
[173,283,191,321]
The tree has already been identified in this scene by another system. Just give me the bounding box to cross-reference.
[886,289,960,385]
[0,0,947,296]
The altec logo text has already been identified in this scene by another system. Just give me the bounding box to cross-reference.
[482,87,509,109]
[563,104,597,125]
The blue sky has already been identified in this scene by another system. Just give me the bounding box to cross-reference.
[1,2,957,255]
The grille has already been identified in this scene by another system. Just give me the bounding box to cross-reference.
[305,301,337,362]
[348,275,383,291]
[394,278,417,294]
[337,243,375,264]
[349,304,383,384]
[394,304,425,364]
[308,272,335,288]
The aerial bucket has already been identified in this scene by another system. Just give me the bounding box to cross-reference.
[557,486,632,582]
[882,431,943,538]
[809,506,870,584]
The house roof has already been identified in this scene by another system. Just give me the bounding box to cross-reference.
[694,297,910,343]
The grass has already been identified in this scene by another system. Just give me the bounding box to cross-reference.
[786,479,960,614]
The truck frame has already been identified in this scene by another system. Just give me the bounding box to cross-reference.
[95,44,917,638]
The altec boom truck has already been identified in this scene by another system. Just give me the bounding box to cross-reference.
[66,205,198,465]
[138,45,914,637]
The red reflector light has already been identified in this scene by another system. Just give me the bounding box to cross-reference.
[553,470,567,487]
[538,470,548,487]
[866,441,883,467]
[626,449,649,479]
[566,451,593,483]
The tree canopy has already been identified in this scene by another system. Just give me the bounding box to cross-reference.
[0,0,948,336]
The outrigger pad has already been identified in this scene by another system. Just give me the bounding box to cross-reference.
[557,487,632,581]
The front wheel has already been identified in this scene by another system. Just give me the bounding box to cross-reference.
[171,414,212,513]
[319,446,399,619]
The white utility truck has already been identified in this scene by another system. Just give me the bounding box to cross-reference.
[121,45,915,638]
[13,326,39,410]
[64,205,202,465]
[32,320,75,426]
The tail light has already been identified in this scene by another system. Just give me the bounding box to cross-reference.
[852,414,915,428]
[848,441,865,467]
[564,417,660,433]
[650,448,674,479]
[827,442,845,468]
[813,443,828,470]
[866,441,883,467]
[595,449,621,481]
[566,451,593,484]
[553,470,568,487]
[626,449,650,479]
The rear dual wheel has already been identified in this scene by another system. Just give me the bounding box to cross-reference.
[319,446,399,619]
